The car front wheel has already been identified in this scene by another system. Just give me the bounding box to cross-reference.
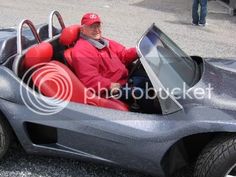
[0,117,12,159]
[194,135,236,177]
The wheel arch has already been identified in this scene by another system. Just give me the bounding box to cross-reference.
[0,109,18,144]
[160,132,236,176]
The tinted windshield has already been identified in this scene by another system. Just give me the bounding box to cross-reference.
[139,25,196,94]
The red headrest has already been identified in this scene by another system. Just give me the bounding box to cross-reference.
[24,42,53,70]
[59,25,80,46]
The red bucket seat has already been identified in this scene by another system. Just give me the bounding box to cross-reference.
[23,41,128,111]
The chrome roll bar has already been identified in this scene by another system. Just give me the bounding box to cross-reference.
[48,10,65,39]
[17,19,41,55]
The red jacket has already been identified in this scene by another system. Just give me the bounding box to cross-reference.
[72,37,138,94]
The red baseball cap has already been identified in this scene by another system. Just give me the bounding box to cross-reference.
[81,13,101,26]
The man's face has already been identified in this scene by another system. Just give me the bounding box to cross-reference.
[81,22,102,40]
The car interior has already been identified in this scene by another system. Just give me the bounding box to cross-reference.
[2,11,162,114]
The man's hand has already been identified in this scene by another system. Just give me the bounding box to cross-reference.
[110,83,121,95]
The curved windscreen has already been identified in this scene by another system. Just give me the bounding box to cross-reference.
[139,25,196,95]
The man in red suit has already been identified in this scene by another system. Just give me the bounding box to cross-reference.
[72,13,138,95]
[72,13,154,112]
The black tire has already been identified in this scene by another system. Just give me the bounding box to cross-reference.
[0,117,13,159]
[194,134,236,177]
[172,165,194,177]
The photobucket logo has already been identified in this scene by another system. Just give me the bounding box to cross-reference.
[167,82,214,100]
[155,82,214,100]
[84,82,214,101]
[20,62,73,115]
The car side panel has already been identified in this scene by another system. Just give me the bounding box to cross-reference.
[2,66,236,176]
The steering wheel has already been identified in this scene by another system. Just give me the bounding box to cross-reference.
[128,58,141,79]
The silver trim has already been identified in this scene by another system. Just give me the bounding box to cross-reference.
[48,10,65,39]
[225,162,236,177]
[17,19,41,55]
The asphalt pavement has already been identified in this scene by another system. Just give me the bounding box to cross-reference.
[0,145,149,177]
[0,0,235,58]
[0,0,235,176]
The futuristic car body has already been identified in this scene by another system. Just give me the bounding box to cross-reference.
[1,10,236,177]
